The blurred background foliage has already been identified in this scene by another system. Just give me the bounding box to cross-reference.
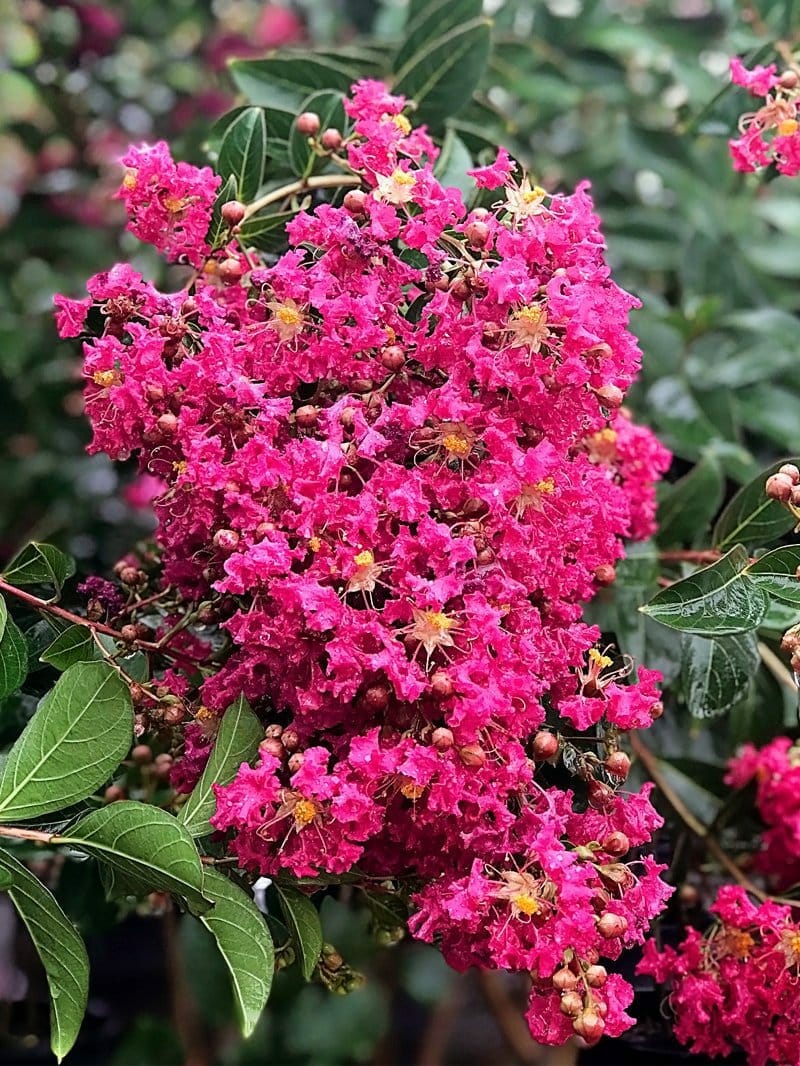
[0,0,796,1062]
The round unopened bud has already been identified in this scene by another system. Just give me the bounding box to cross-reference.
[221,200,246,226]
[282,727,300,752]
[287,752,305,773]
[605,751,631,780]
[351,377,374,394]
[595,384,624,409]
[104,784,125,803]
[766,473,794,501]
[552,967,579,992]
[145,383,165,404]
[780,463,800,484]
[157,412,178,435]
[431,671,454,700]
[130,683,146,705]
[364,685,390,712]
[649,699,664,721]
[132,744,153,764]
[343,189,367,215]
[380,345,405,371]
[219,257,244,285]
[120,624,139,644]
[260,737,285,760]
[213,528,240,552]
[432,726,454,752]
[465,219,489,248]
[296,111,321,136]
[532,731,559,761]
[295,404,319,429]
[585,964,608,988]
[594,563,616,586]
[449,278,471,303]
[573,1011,605,1044]
[602,831,630,857]
[321,128,342,151]
[560,991,583,1017]
[264,723,283,739]
[597,912,628,939]
[163,705,186,726]
[587,779,615,812]
[459,743,486,768]
[119,566,142,586]
[780,70,799,89]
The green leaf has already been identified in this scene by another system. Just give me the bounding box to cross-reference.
[641,545,769,636]
[288,90,346,178]
[393,0,483,73]
[0,847,88,1062]
[713,458,800,551]
[192,868,274,1037]
[275,884,323,980]
[680,632,759,718]
[432,128,475,199]
[207,174,239,249]
[0,595,7,643]
[393,18,492,130]
[237,210,298,254]
[62,802,211,911]
[218,107,267,202]
[178,695,262,838]
[2,542,75,600]
[656,451,725,546]
[0,614,27,701]
[40,624,97,671]
[0,661,133,822]
[748,545,800,605]
[229,54,356,111]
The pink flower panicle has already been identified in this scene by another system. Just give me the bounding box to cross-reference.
[728,55,800,175]
[57,81,672,1047]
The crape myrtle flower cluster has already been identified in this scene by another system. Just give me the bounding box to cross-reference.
[729,54,800,174]
[639,886,800,1065]
[55,80,672,1046]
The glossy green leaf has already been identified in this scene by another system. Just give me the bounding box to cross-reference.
[0,847,88,1063]
[207,174,239,249]
[2,542,75,600]
[641,545,769,635]
[237,210,298,253]
[393,0,483,73]
[0,614,27,700]
[192,867,274,1037]
[657,450,725,546]
[63,802,211,911]
[713,458,800,551]
[288,90,346,178]
[432,128,475,199]
[0,596,7,643]
[393,18,492,130]
[179,695,263,838]
[218,107,267,202]
[680,632,759,718]
[275,884,323,980]
[0,661,133,822]
[229,54,356,111]
[40,624,97,671]
[748,545,800,605]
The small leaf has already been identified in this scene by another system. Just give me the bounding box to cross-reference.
[713,458,800,551]
[748,545,800,605]
[40,624,97,671]
[0,596,7,642]
[179,695,263,838]
[63,802,211,912]
[0,661,133,822]
[192,868,274,1037]
[229,54,356,111]
[0,847,88,1062]
[2,543,75,599]
[0,614,27,701]
[275,884,323,980]
[393,0,483,73]
[288,90,346,178]
[207,174,239,250]
[218,107,267,202]
[657,451,725,546]
[393,19,492,130]
[641,545,769,635]
[680,632,759,718]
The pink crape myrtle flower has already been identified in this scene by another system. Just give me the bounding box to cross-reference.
[728,56,800,175]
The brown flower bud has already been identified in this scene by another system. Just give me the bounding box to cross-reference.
[260,737,285,760]
[766,473,794,501]
[552,967,579,992]
[604,751,631,780]
[597,912,628,939]
[157,412,178,435]
[573,1011,605,1044]
[595,384,624,409]
[780,463,800,484]
[432,727,454,752]
[282,728,300,752]
[585,964,607,988]
[560,991,583,1017]
[532,731,559,760]
[295,404,319,428]
[364,685,390,712]
[288,752,305,773]
[380,345,405,371]
[213,528,240,552]
[104,784,125,803]
[602,831,630,857]
[649,699,664,721]
[431,671,454,700]
[145,383,165,404]
[264,723,283,739]
[587,778,615,811]
[594,563,616,586]
[119,566,142,586]
[459,743,486,768]
[163,705,186,726]
[120,624,138,644]
[219,257,244,285]
[679,883,700,907]
[343,189,367,215]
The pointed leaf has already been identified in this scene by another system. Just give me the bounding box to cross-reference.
[207,174,239,250]
[394,0,483,72]
[40,624,98,671]
[237,210,298,254]
[0,596,7,643]
[0,661,133,822]
[275,884,323,980]
[2,543,75,599]
[192,868,274,1037]
[641,545,769,635]
[62,802,211,911]
[748,545,800,605]
[680,632,759,718]
[288,90,346,178]
[218,107,267,202]
[656,451,725,546]
[178,696,262,838]
[713,458,800,551]
[0,614,27,701]
[0,847,88,1062]
[433,128,475,199]
[393,18,492,130]
[229,54,356,111]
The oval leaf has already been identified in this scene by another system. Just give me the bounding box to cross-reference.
[394,0,483,72]
[275,884,323,980]
[2,543,75,600]
[237,210,299,254]
[656,450,724,547]
[0,614,28,701]
[393,18,492,130]
[0,595,7,642]
[192,868,274,1037]
[748,545,800,605]
[0,661,133,823]
[218,107,267,202]
[641,544,769,635]
[40,624,97,671]
[230,54,356,111]
[62,801,211,912]
[0,847,88,1063]
[712,457,800,551]
[179,695,263,838]
[680,632,759,718]
[207,173,239,250]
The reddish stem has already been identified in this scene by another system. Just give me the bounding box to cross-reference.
[659,550,722,565]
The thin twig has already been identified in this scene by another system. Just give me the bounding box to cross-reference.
[659,550,722,565]
[243,173,362,220]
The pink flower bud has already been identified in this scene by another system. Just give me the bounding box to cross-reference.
[594,563,616,586]
[532,731,559,760]
[595,384,624,408]
[296,112,321,136]
[552,967,579,992]
[380,345,405,371]
[573,1011,605,1044]
[780,463,800,484]
[295,405,319,428]
[604,751,631,779]
[213,528,240,552]
[321,128,343,151]
[585,964,607,988]
[459,743,486,768]
[597,912,628,938]
[766,473,794,501]
[560,991,583,1017]
[432,727,454,751]
[221,200,246,226]
[587,778,615,811]
[343,189,367,215]
[219,257,244,285]
[260,737,285,759]
[431,671,454,700]
[602,831,630,857]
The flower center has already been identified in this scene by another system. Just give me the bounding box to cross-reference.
[354,549,375,567]
[293,799,318,827]
[442,433,471,458]
[424,611,456,632]
[778,118,799,135]
[512,893,540,916]
[277,305,302,327]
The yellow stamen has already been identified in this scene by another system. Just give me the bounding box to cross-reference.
[400,778,425,800]
[121,170,137,190]
[778,119,799,135]
[424,611,456,632]
[163,195,187,214]
[92,369,121,387]
[589,649,613,669]
[512,893,540,916]
[392,113,412,135]
[293,799,318,827]
[309,536,322,553]
[195,705,215,722]
[535,478,555,494]
[172,460,188,475]
[354,549,375,567]
[442,434,471,458]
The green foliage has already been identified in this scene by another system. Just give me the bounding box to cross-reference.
[217,107,268,202]
[712,458,800,550]
[2,542,76,599]
[680,632,760,718]
[275,884,324,981]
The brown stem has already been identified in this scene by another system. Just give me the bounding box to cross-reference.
[659,550,722,565]
[475,971,539,1065]
[0,825,56,845]
[415,976,462,1066]
[243,173,362,221]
